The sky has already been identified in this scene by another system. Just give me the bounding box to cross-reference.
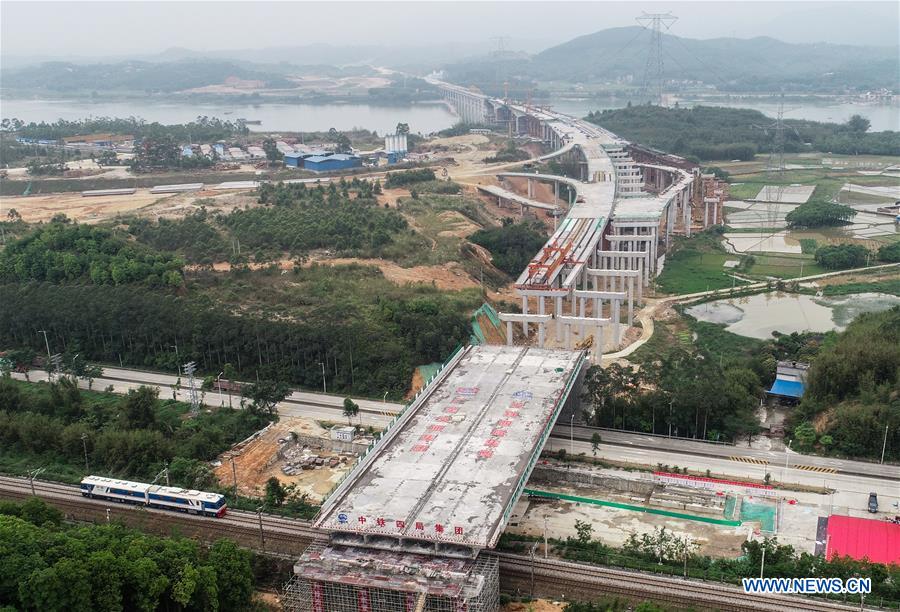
[2,0,898,60]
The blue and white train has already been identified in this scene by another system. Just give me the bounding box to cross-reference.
[79,475,227,518]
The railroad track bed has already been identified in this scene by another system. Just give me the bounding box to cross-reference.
[498,553,859,612]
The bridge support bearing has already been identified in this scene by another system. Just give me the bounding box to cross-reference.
[285,542,500,612]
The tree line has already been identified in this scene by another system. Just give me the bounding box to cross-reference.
[586,105,899,160]
[789,307,899,461]
[0,219,184,287]
[0,498,255,611]
[0,375,271,488]
[2,115,250,143]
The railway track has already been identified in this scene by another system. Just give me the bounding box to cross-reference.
[498,552,861,612]
[1,477,871,611]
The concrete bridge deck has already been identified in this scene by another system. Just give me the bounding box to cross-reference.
[315,344,584,554]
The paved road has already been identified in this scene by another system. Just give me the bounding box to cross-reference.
[552,425,900,481]
[15,365,897,485]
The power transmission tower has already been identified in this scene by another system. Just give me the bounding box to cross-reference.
[182,361,200,416]
[636,12,677,106]
[753,95,800,233]
[490,36,509,57]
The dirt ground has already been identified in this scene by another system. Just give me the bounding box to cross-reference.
[2,188,256,224]
[213,416,351,501]
[503,601,565,612]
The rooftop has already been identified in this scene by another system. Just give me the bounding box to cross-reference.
[316,345,584,550]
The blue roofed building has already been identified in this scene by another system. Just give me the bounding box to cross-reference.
[303,153,362,173]
[766,360,809,404]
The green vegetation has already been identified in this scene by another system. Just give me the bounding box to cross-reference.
[0,376,271,486]
[0,498,256,611]
[654,229,739,294]
[790,307,899,461]
[821,278,900,297]
[384,168,436,188]
[0,220,184,287]
[518,530,900,607]
[468,219,547,276]
[785,199,856,228]
[877,242,900,262]
[585,105,899,160]
[125,208,231,265]
[814,244,870,270]
[224,181,406,259]
[3,115,249,143]
[483,140,530,163]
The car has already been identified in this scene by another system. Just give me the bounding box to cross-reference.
[868,492,878,513]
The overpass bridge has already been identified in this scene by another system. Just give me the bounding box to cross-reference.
[429,76,728,358]
[284,78,729,612]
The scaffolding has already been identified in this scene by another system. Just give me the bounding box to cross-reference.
[283,542,499,612]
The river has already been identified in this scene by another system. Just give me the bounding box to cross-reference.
[3,95,897,133]
[0,98,458,135]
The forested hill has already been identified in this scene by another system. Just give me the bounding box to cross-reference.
[585,105,900,161]
[444,26,899,93]
[0,59,294,94]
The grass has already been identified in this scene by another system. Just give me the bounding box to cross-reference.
[745,252,825,279]
[656,250,736,294]
[821,278,900,297]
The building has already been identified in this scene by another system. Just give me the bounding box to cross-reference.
[767,361,809,404]
[330,426,355,443]
[303,154,362,173]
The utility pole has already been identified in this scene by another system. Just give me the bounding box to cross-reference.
[319,361,327,394]
[80,433,90,472]
[28,467,46,496]
[172,344,180,375]
[881,424,889,464]
[231,455,238,499]
[636,12,677,106]
[782,439,792,482]
[256,505,266,552]
[760,545,766,579]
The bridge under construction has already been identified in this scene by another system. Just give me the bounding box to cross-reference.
[284,79,729,611]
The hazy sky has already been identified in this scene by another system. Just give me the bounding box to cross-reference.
[2,0,898,59]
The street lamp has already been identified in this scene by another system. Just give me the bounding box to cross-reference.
[570,413,575,455]
[881,424,889,464]
[319,362,327,394]
[383,391,389,403]
[216,371,225,408]
[782,439,792,482]
[171,344,180,375]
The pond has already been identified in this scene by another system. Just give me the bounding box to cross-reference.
[685,291,900,339]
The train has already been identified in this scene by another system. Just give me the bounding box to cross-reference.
[79,475,227,518]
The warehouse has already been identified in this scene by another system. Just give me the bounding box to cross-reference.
[303,153,362,173]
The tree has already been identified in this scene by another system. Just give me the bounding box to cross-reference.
[395,122,410,135]
[121,386,158,429]
[242,380,289,416]
[262,138,282,165]
[264,477,287,507]
[846,114,871,134]
[207,540,253,611]
[877,242,900,263]
[574,519,594,545]
[342,397,359,426]
[590,432,602,456]
[786,200,856,228]
[814,244,869,269]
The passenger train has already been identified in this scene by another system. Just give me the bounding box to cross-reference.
[79,475,227,517]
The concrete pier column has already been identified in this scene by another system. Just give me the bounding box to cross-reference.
[554,181,559,206]
[521,296,529,335]
[555,296,563,337]
[713,201,718,225]
[704,201,709,228]
[628,276,634,326]
[613,299,621,346]
[506,321,513,346]
[527,179,534,199]
[565,324,571,350]
[538,322,545,348]
[538,296,545,316]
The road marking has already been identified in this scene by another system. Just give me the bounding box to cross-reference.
[794,464,838,474]
[729,456,769,465]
